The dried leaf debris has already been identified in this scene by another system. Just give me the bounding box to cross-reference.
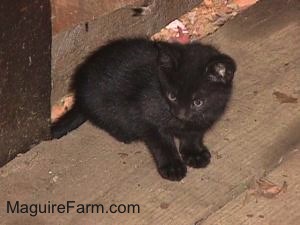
[244,178,288,204]
[152,0,259,42]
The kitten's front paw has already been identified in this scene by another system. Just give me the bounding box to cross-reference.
[158,160,187,181]
[182,148,211,168]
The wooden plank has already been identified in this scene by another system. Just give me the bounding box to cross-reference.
[1,0,299,224]
[202,149,300,225]
[51,0,142,34]
[0,0,52,166]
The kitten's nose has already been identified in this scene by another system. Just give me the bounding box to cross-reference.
[176,109,187,120]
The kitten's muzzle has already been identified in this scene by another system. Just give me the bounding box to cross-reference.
[173,109,190,121]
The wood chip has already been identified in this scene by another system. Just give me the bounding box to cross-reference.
[244,178,288,204]
[118,153,129,158]
[273,91,298,103]
[160,202,169,209]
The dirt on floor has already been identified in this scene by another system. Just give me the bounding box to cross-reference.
[1,0,300,224]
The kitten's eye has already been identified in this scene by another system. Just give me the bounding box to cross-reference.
[167,92,177,101]
[193,99,204,107]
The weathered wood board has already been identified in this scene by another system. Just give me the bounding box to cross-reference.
[0,0,299,224]
[0,0,51,166]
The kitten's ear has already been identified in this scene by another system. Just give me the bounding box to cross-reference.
[205,54,236,84]
[155,42,179,71]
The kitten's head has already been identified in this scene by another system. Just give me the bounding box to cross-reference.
[156,42,236,124]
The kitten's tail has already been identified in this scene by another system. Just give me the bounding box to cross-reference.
[51,104,86,139]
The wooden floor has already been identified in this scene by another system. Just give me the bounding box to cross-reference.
[1,0,300,224]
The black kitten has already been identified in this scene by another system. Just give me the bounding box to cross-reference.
[52,38,236,181]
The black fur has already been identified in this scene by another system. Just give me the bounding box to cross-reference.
[51,38,236,181]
